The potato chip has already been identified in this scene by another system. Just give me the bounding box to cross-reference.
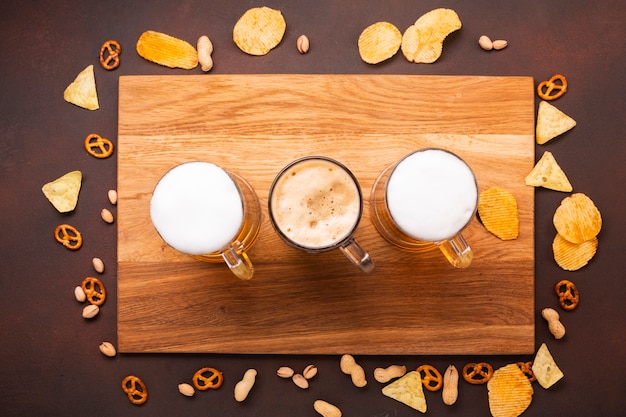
[525,151,573,192]
[478,187,519,240]
[401,8,461,64]
[487,364,533,417]
[553,193,602,244]
[536,101,576,144]
[532,343,564,389]
[233,7,286,56]
[553,233,598,271]
[63,65,99,110]
[358,22,402,64]
[382,371,426,413]
[42,170,82,213]
[136,31,198,69]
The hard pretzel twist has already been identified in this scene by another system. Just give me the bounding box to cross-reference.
[462,362,493,384]
[555,279,579,310]
[84,133,114,158]
[99,40,121,70]
[121,375,148,405]
[192,367,224,390]
[537,73,568,100]
[81,277,106,306]
[54,224,82,250]
[415,364,443,391]
[516,361,536,382]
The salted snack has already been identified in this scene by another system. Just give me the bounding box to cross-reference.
[121,375,148,405]
[537,73,568,101]
[487,364,533,417]
[42,170,82,213]
[478,187,519,240]
[233,6,286,56]
[63,65,99,110]
[84,133,114,158]
[553,233,598,271]
[525,151,572,192]
[536,101,576,144]
[462,362,493,384]
[532,343,564,389]
[515,362,536,382]
[554,279,579,310]
[358,21,402,64]
[553,193,602,244]
[81,277,106,306]
[136,30,198,69]
[382,371,427,413]
[401,8,462,64]
[415,364,442,391]
[54,223,82,250]
[340,354,367,387]
[99,39,121,70]
[192,367,224,390]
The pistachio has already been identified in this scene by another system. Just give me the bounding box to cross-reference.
[303,364,318,380]
[478,35,493,51]
[297,35,310,54]
[277,366,295,378]
[492,39,508,50]
[82,304,99,319]
[99,341,117,357]
[74,285,86,302]
[292,373,309,389]
[108,189,118,205]
[101,208,114,223]
[92,257,105,274]
[178,383,195,397]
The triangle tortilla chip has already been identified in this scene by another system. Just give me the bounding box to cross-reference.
[64,65,99,110]
[382,371,426,413]
[536,101,576,144]
[525,151,573,192]
[42,170,82,213]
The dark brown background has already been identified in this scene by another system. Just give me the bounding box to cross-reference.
[1,1,624,416]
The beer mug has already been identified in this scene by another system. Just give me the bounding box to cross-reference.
[268,156,374,273]
[150,161,261,280]
[370,148,478,268]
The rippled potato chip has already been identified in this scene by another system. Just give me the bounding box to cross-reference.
[382,371,427,413]
[536,101,576,144]
[401,8,461,64]
[553,233,598,271]
[358,21,402,64]
[525,151,572,192]
[136,31,198,69]
[42,170,82,213]
[553,193,602,244]
[478,187,519,240]
[487,364,533,417]
[233,7,286,56]
[64,65,99,110]
[532,343,564,389]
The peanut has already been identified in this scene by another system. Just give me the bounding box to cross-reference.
[292,373,309,389]
[234,368,256,402]
[297,35,310,54]
[92,257,105,274]
[197,35,214,72]
[101,208,114,223]
[99,341,117,357]
[178,383,195,397]
[478,35,493,51]
[442,365,459,405]
[303,364,318,380]
[542,307,566,339]
[314,399,342,417]
[340,354,367,387]
[108,189,118,205]
[74,285,86,302]
[82,304,99,319]
[492,39,508,50]
[277,366,295,378]
[374,364,406,383]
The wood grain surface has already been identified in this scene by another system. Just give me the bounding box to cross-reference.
[117,74,535,354]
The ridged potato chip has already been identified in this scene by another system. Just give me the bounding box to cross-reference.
[63,65,99,110]
[382,371,427,413]
[401,8,461,64]
[487,364,533,417]
[42,170,82,213]
[553,193,601,244]
[358,21,402,64]
[525,151,572,192]
[532,343,564,389]
[553,233,598,271]
[536,101,576,144]
[478,187,519,240]
[233,7,286,56]
[136,31,198,69]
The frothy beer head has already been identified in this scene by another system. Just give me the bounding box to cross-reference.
[270,158,361,249]
[150,161,243,255]
[386,149,478,242]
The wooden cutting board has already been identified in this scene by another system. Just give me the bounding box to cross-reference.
[117,74,535,354]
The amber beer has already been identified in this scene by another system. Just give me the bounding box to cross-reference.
[150,161,261,280]
[370,148,478,268]
[269,156,374,273]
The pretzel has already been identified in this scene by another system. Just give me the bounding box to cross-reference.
[537,73,568,101]
[462,362,493,384]
[81,277,106,306]
[121,375,148,405]
[84,133,114,158]
[99,40,121,70]
[192,367,224,390]
[415,364,443,391]
[516,361,536,382]
[555,279,579,310]
[54,224,82,250]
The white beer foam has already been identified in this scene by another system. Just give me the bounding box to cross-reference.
[150,162,243,255]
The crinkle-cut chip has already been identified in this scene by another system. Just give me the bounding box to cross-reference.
[401,8,461,64]
[42,170,82,213]
[478,187,519,240]
[487,364,533,417]
[525,151,573,192]
[382,371,427,413]
[233,7,286,56]
[64,65,99,110]
[136,31,198,69]
[553,233,598,271]
[358,21,402,64]
[553,193,602,244]
[532,343,564,389]
[536,101,576,144]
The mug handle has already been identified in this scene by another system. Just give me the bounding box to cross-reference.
[221,240,254,280]
[339,237,375,273]
[436,233,473,269]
